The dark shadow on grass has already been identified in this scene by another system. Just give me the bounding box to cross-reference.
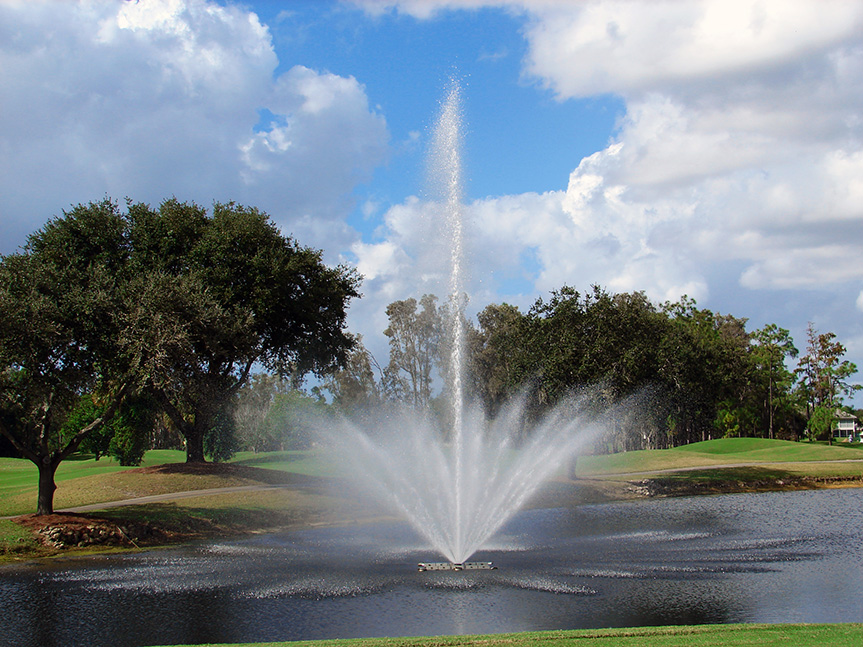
[136,462,333,490]
[231,453,307,466]
[639,466,863,498]
[65,453,99,462]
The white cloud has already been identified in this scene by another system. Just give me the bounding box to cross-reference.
[239,64,389,230]
[277,0,863,404]
[522,0,863,99]
[348,0,863,298]
[346,2,863,388]
[0,0,388,254]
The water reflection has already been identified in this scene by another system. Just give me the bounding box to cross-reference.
[2,488,862,646]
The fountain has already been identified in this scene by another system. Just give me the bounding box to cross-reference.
[330,79,601,566]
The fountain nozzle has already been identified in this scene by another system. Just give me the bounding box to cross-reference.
[417,561,497,572]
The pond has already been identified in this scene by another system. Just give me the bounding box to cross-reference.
[2,488,862,647]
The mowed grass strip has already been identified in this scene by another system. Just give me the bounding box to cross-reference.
[0,450,187,516]
[3,439,863,517]
[0,518,41,556]
[158,623,863,647]
[0,459,328,518]
[0,449,343,518]
[576,438,863,477]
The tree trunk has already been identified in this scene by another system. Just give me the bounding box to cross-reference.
[36,458,59,515]
[184,411,212,463]
[185,427,206,463]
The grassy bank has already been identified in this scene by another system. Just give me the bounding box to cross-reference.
[571,438,863,500]
[2,438,861,560]
[160,623,863,647]
[576,437,863,476]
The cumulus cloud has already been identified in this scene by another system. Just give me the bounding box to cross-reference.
[530,1,863,297]
[348,0,863,304]
[5,0,862,389]
[345,0,863,390]
[0,0,388,254]
[522,1,863,99]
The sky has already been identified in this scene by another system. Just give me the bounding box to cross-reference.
[2,0,863,402]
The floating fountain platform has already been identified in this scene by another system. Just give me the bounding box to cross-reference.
[417,561,497,572]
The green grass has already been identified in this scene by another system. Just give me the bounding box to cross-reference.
[2,442,860,643]
[576,438,863,477]
[157,623,863,647]
[2,439,861,518]
[0,450,188,517]
[230,450,340,477]
[96,486,346,539]
[0,518,40,555]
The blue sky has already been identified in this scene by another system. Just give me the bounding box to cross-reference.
[256,2,623,233]
[2,0,863,402]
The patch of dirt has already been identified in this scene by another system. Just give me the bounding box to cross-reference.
[626,474,863,498]
[16,513,175,550]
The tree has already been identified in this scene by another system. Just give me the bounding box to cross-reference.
[0,197,360,514]
[233,374,291,453]
[322,336,383,417]
[796,323,860,444]
[66,392,154,465]
[66,395,114,461]
[0,201,138,514]
[126,198,360,462]
[262,390,328,450]
[106,394,156,466]
[807,404,835,442]
[751,324,798,439]
[656,298,751,445]
[515,286,671,447]
[472,303,526,416]
[382,295,442,408]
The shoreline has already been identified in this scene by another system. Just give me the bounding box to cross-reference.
[6,470,863,563]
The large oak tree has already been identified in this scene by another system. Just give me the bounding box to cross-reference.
[0,201,141,513]
[0,198,360,513]
[127,198,360,462]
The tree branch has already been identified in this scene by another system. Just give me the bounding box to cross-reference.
[57,382,133,462]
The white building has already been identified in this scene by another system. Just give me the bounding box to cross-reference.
[833,410,859,441]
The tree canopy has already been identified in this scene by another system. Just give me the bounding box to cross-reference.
[344,286,859,453]
[0,197,360,513]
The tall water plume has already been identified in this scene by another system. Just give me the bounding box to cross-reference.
[328,79,602,565]
[428,79,468,555]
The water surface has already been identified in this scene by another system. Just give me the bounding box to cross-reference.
[2,488,861,646]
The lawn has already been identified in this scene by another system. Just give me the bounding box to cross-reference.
[3,441,863,645]
[575,438,863,477]
[3,439,862,518]
[0,450,187,517]
[2,437,861,556]
[160,623,863,647]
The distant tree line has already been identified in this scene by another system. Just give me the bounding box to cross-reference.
[321,287,860,454]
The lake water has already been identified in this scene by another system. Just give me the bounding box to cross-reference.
[2,488,862,646]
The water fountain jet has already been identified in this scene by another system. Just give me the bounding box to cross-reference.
[328,78,602,567]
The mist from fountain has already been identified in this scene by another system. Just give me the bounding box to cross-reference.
[329,79,602,565]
